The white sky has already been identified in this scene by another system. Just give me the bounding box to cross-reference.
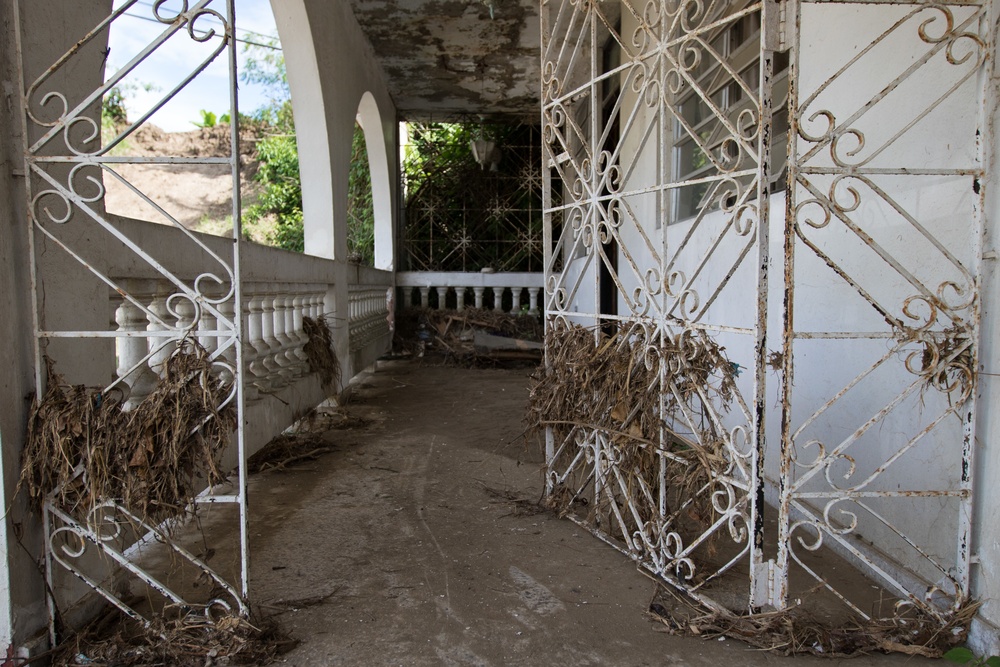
[109,0,281,132]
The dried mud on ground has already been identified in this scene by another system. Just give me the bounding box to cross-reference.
[239,361,942,666]
[54,361,946,666]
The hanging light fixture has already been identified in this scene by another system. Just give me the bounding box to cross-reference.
[470,117,500,171]
[470,136,500,171]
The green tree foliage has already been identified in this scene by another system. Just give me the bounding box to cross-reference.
[242,105,304,252]
[347,124,375,265]
[239,41,375,262]
[192,109,218,128]
[102,86,129,125]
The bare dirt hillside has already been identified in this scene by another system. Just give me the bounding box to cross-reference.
[102,124,260,231]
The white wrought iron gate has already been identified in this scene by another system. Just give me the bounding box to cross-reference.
[540,0,989,629]
[14,0,249,639]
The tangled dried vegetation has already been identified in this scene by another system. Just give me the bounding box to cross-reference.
[648,584,976,658]
[19,344,235,524]
[47,606,295,667]
[393,308,543,364]
[302,315,341,392]
[248,409,367,473]
[525,321,739,550]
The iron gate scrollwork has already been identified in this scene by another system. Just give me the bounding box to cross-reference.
[778,0,988,621]
[540,0,778,611]
[14,0,250,639]
[541,0,989,632]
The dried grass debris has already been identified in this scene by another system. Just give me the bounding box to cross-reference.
[648,584,976,658]
[525,321,740,547]
[48,607,295,667]
[393,307,543,364]
[19,344,235,524]
[302,316,341,391]
[247,432,336,473]
[481,485,547,517]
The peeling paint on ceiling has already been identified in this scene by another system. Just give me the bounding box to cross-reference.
[346,0,541,121]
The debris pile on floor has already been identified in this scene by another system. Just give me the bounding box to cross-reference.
[393,307,543,364]
[48,606,295,667]
[248,408,368,473]
[648,584,975,658]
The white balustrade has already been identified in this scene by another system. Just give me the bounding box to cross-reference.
[396,272,544,316]
[111,280,334,404]
[348,284,393,353]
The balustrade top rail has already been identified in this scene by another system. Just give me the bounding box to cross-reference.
[396,271,543,289]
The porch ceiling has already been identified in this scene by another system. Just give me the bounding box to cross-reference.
[346,0,541,121]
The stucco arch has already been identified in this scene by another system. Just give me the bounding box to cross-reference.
[355,92,394,270]
[267,0,335,259]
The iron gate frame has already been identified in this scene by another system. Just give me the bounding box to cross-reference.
[13,0,250,641]
[776,0,988,620]
[540,0,780,612]
[540,0,989,625]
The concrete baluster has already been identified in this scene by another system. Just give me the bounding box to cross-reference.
[215,296,252,398]
[291,288,310,371]
[456,287,467,311]
[173,295,197,352]
[473,287,485,309]
[197,295,219,360]
[510,287,522,313]
[435,286,448,311]
[147,291,176,378]
[270,288,295,381]
[492,287,505,313]
[246,288,273,393]
[259,287,285,385]
[528,288,541,315]
[418,286,430,309]
[279,290,302,376]
[115,293,158,409]
[259,288,287,388]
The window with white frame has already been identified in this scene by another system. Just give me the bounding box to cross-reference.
[671,5,789,222]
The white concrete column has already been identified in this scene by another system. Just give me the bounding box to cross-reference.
[260,287,289,385]
[418,286,430,308]
[456,288,467,311]
[435,286,448,310]
[473,287,485,309]
[280,290,304,376]
[271,288,296,380]
[291,288,310,370]
[173,297,197,349]
[492,287,505,313]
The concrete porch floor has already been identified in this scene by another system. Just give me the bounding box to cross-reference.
[232,359,939,666]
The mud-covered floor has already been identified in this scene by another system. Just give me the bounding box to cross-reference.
[214,359,940,666]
